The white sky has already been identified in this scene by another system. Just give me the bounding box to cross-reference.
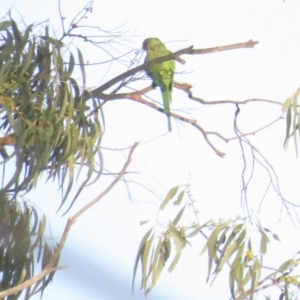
[2,0,300,299]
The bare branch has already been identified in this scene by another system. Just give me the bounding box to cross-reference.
[0,265,67,299]
[72,142,139,219]
[0,133,16,146]
[104,90,225,157]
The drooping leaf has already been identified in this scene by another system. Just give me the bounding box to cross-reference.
[0,193,56,299]
[77,47,86,89]
[132,228,153,291]
[168,236,181,273]
[0,20,104,210]
[151,236,164,287]
[201,223,228,281]
[256,222,270,255]
[214,225,244,275]
[172,205,186,225]
[277,259,298,274]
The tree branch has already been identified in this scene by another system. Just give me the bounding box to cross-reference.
[0,142,139,298]
[83,39,259,100]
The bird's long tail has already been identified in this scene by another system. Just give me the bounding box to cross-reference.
[162,88,172,131]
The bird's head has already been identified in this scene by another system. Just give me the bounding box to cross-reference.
[142,37,163,51]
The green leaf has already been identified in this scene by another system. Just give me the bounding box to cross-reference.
[173,190,185,206]
[150,237,164,289]
[168,236,181,273]
[132,228,153,291]
[164,238,171,262]
[10,18,22,45]
[67,52,75,75]
[277,259,298,273]
[0,20,12,31]
[186,226,201,238]
[169,224,186,248]
[159,186,180,210]
[282,97,292,111]
[229,257,241,297]
[141,234,154,288]
[236,227,247,247]
[77,47,86,89]
[201,223,227,281]
[214,228,236,273]
[172,205,186,225]
[216,241,237,273]
[292,94,298,155]
[40,36,64,48]
[256,223,270,255]
[140,220,150,226]
[248,260,261,300]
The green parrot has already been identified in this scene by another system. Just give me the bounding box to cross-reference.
[142,38,175,131]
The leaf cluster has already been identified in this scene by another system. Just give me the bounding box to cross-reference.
[0,19,103,210]
[0,192,56,300]
[133,186,193,294]
[283,87,300,156]
[134,186,300,299]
